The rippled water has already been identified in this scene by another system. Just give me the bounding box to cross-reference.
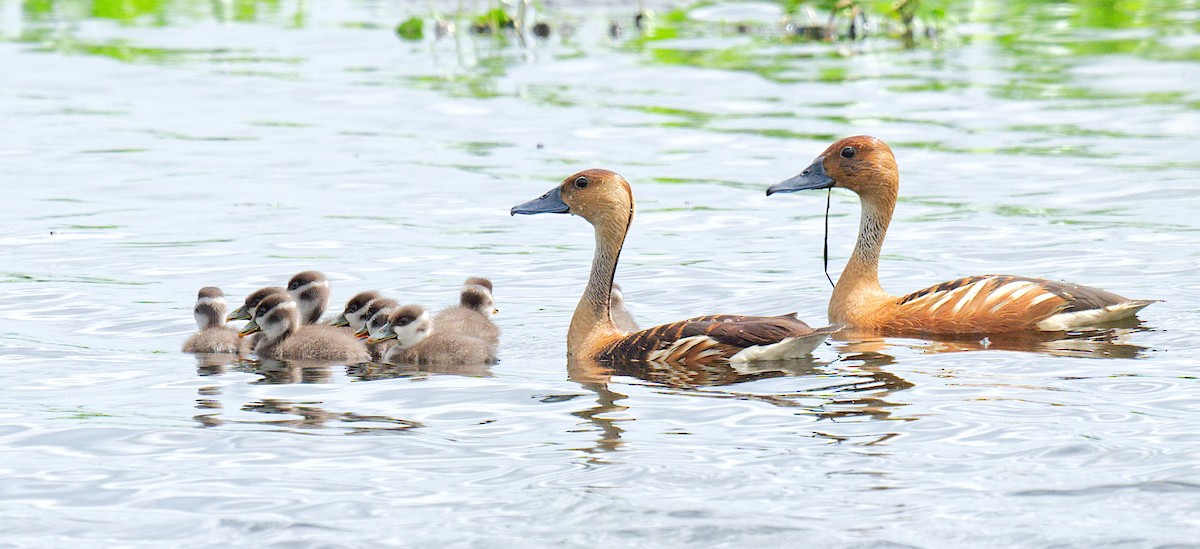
[2,0,1199,545]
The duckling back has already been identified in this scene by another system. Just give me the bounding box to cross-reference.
[433,279,500,344]
[261,325,370,362]
[384,331,497,365]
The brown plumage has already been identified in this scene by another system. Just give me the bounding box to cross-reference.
[354,297,399,359]
[331,290,384,331]
[609,283,639,332]
[286,270,330,325]
[372,305,497,365]
[768,135,1155,334]
[512,168,835,364]
[239,293,369,362]
[432,278,500,345]
[182,286,246,354]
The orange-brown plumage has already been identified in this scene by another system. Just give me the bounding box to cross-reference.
[768,136,1155,335]
[513,169,834,365]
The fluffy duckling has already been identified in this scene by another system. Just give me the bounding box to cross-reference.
[287,270,330,325]
[239,293,369,362]
[371,305,497,365]
[609,283,639,332]
[227,286,286,322]
[331,290,383,332]
[767,135,1156,334]
[182,286,244,354]
[512,169,836,364]
[432,277,500,345]
[354,297,400,359]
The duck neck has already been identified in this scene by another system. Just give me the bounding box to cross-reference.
[831,189,895,322]
[568,212,630,354]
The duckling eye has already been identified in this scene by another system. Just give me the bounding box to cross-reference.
[397,318,410,326]
[573,176,588,189]
[840,147,855,158]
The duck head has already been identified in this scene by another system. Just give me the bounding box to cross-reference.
[332,290,383,330]
[227,286,286,321]
[369,305,432,348]
[461,283,498,317]
[511,168,635,230]
[287,270,330,324]
[767,136,899,198]
[355,298,398,340]
[239,293,299,343]
[193,286,227,330]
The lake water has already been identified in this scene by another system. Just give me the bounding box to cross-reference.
[2,0,1199,546]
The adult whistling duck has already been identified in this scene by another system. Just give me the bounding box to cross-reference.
[512,168,836,364]
[766,135,1155,334]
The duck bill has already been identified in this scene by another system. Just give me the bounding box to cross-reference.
[511,186,569,215]
[237,318,261,338]
[330,314,349,328]
[353,326,371,340]
[367,331,396,344]
[227,306,250,321]
[767,157,835,196]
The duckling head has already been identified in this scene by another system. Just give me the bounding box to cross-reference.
[287,270,330,324]
[610,283,626,308]
[373,305,432,349]
[511,168,634,231]
[193,286,228,330]
[228,286,286,321]
[767,135,898,198]
[355,298,399,340]
[239,293,300,343]
[332,290,383,330]
[463,276,493,293]
[461,283,497,317]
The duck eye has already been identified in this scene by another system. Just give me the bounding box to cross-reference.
[840,147,855,158]
[574,176,588,189]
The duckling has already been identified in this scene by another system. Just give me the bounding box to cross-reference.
[609,283,639,332]
[354,297,400,360]
[512,169,836,364]
[286,270,330,325]
[182,286,244,354]
[432,277,500,344]
[767,135,1156,334]
[239,293,369,362]
[331,290,383,332]
[371,305,497,365]
[227,286,286,322]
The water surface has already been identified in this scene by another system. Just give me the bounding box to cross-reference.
[2,0,1199,546]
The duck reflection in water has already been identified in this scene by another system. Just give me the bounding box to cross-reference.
[346,360,494,382]
[563,353,915,455]
[190,356,422,432]
[834,317,1150,359]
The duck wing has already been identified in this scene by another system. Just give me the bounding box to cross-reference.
[597,314,829,365]
[894,275,1154,333]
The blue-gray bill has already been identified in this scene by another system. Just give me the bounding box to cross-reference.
[766,157,834,195]
[511,186,569,215]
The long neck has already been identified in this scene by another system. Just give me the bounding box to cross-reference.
[831,189,896,320]
[568,212,629,354]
